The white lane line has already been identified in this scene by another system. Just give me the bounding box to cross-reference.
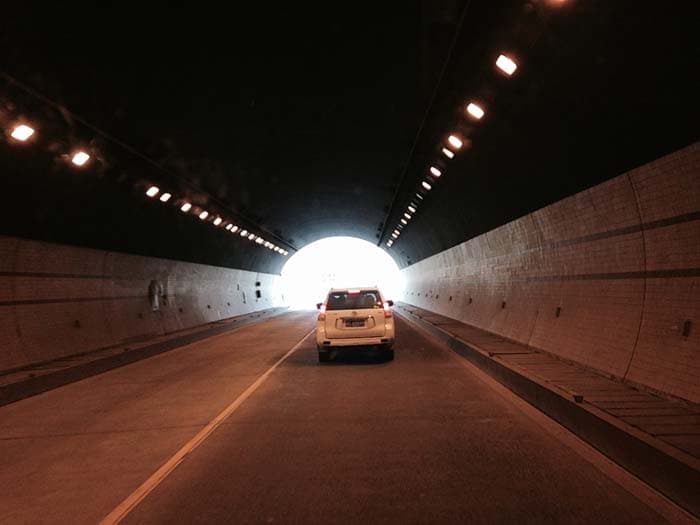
[100,328,315,525]
[400,315,699,525]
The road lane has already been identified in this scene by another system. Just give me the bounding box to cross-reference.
[0,311,315,525]
[120,315,676,524]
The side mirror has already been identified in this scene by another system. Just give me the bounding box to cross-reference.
[316,302,323,310]
[387,300,394,307]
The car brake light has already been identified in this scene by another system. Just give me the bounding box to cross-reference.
[318,304,327,321]
[383,302,392,318]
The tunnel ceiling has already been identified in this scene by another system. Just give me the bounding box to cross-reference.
[0,2,697,273]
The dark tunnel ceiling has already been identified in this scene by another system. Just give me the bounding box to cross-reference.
[0,1,697,274]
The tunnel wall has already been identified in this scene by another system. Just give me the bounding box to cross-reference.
[401,142,700,403]
[0,236,285,372]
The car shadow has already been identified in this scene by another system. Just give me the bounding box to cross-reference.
[321,346,393,365]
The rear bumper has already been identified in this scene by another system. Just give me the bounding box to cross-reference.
[317,336,394,348]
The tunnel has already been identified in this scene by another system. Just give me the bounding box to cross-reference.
[0,2,698,523]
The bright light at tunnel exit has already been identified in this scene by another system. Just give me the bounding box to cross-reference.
[279,236,404,310]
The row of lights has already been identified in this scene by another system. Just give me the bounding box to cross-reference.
[144,184,289,255]
[5,121,289,257]
[386,51,518,249]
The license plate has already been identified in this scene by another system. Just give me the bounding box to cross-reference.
[345,319,365,327]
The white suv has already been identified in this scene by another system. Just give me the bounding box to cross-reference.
[315,287,395,362]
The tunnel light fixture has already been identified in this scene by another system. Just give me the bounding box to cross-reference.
[146,186,160,198]
[71,151,90,167]
[393,229,400,235]
[415,193,424,200]
[391,232,398,239]
[256,237,264,244]
[429,166,442,178]
[408,205,416,213]
[180,202,192,213]
[404,212,412,220]
[10,124,35,142]
[231,225,239,233]
[496,54,517,76]
[198,210,209,220]
[466,102,485,120]
[441,147,455,159]
[213,217,222,226]
[422,181,432,191]
[401,218,408,225]
[240,229,248,236]
[225,223,233,231]
[248,233,256,240]
[159,192,172,203]
[448,135,463,150]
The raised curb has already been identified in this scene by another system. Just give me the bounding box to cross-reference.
[397,305,700,518]
[0,307,289,407]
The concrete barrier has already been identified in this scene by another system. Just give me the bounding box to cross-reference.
[401,142,700,403]
[0,236,284,372]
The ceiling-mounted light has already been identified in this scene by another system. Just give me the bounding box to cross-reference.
[422,181,432,191]
[393,229,400,235]
[10,124,35,142]
[391,232,398,239]
[401,218,408,225]
[213,217,222,226]
[441,147,455,159]
[146,186,160,198]
[225,224,233,231]
[408,205,416,213]
[198,211,209,220]
[231,225,239,233]
[415,193,424,200]
[429,166,442,177]
[448,135,463,150]
[159,192,172,202]
[180,202,192,212]
[496,54,517,76]
[71,151,90,166]
[248,233,256,240]
[240,229,248,236]
[466,102,485,120]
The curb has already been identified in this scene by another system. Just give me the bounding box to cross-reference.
[0,307,288,407]
[397,306,700,518]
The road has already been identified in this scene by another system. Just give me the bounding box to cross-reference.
[0,311,691,524]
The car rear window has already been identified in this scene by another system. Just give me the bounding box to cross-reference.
[326,290,381,310]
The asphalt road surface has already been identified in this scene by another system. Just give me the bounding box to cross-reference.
[0,311,692,524]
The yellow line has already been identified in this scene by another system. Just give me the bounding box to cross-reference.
[100,328,314,525]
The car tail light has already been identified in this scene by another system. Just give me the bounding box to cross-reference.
[383,302,392,318]
[318,304,327,321]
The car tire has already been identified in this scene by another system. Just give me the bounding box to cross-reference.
[318,350,331,363]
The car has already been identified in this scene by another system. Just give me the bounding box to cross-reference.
[315,287,395,362]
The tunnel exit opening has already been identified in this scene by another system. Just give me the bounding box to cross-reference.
[279,236,403,310]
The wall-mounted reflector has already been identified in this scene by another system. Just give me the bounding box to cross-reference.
[213,217,222,226]
[71,151,90,166]
[430,166,441,177]
[159,192,172,202]
[496,54,517,75]
[146,186,160,198]
[422,181,432,191]
[11,124,35,141]
[441,147,455,159]
[448,135,463,149]
[466,103,485,120]
[180,202,192,212]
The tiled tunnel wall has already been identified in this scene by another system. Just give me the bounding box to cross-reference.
[0,237,284,372]
[401,142,699,403]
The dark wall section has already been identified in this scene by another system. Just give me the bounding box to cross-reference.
[0,235,284,372]
[401,143,700,403]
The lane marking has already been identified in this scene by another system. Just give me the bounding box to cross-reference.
[100,328,315,525]
[397,314,699,525]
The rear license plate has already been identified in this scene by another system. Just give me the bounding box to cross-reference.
[345,319,365,327]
